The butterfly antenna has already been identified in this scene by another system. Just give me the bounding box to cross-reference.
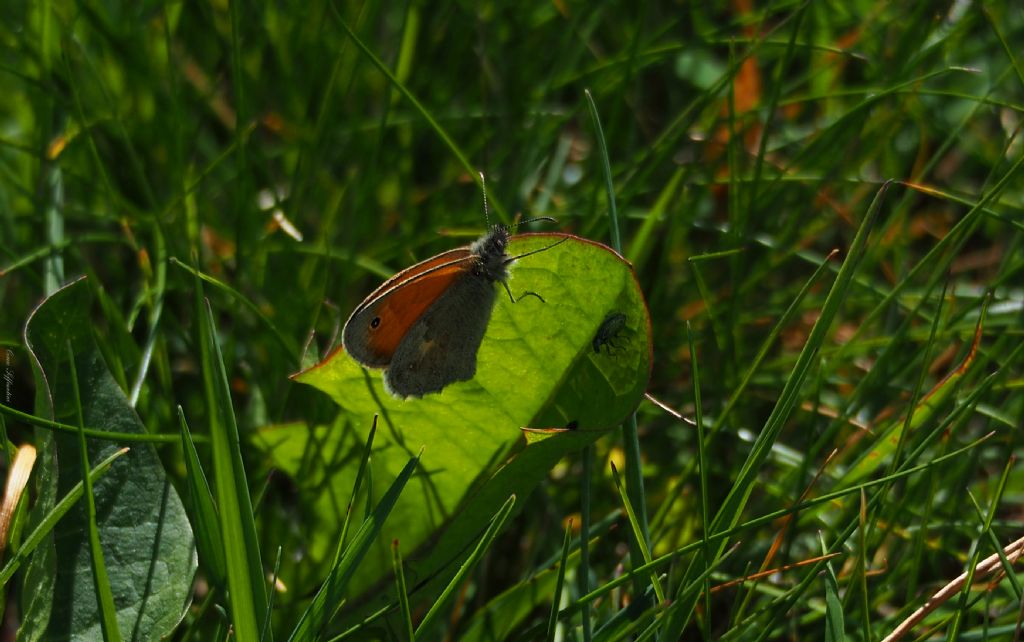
[479,171,492,230]
[502,236,569,265]
[510,216,557,229]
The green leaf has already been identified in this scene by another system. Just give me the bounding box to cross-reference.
[68,340,122,642]
[299,234,650,428]
[20,278,196,641]
[1,448,127,586]
[264,234,649,598]
[404,428,604,619]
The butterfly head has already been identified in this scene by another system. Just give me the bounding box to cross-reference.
[471,225,512,282]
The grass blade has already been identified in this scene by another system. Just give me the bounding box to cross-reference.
[609,463,665,604]
[178,407,225,585]
[68,341,121,642]
[289,451,421,641]
[197,289,268,640]
[711,182,891,537]
[415,494,517,639]
[392,539,414,642]
[545,519,574,642]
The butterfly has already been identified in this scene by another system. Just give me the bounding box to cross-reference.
[342,223,562,398]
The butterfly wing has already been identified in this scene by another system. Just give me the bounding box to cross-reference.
[343,249,474,367]
[384,273,497,398]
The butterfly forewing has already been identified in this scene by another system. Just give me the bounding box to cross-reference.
[343,248,475,366]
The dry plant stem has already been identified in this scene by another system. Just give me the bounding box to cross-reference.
[643,392,696,426]
[882,534,1024,642]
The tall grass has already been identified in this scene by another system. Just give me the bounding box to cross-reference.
[2,1,1023,640]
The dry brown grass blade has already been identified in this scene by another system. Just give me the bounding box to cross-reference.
[881,534,1024,642]
[710,552,843,593]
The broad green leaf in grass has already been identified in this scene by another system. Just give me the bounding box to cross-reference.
[255,421,603,629]
[298,234,651,430]
[19,278,196,642]
[399,428,602,620]
[0,448,127,587]
[257,234,649,600]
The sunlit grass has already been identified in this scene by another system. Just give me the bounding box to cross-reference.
[2,1,1023,640]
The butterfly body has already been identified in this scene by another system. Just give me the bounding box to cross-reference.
[342,226,513,398]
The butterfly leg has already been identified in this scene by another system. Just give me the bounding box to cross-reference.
[514,290,546,303]
[500,280,546,304]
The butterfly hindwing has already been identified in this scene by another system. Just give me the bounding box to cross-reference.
[384,273,497,398]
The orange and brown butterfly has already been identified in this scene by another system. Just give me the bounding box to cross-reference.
[343,221,563,398]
